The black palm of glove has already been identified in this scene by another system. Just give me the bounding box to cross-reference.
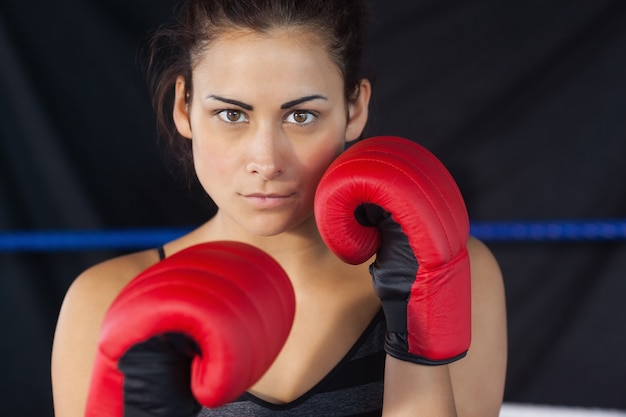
[359,203,422,363]
[117,333,202,417]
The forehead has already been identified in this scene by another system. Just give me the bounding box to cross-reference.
[192,28,344,98]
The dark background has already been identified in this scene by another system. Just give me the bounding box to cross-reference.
[1,0,625,414]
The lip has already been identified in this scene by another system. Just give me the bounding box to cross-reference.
[241,192,297,209]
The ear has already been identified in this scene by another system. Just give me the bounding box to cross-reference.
[345,79,371,143]
[173,76,193,139]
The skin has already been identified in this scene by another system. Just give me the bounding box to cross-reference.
[51,27,507,417]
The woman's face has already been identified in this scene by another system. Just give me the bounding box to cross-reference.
[174,28,370,238]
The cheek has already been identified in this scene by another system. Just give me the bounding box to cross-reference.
[297,119,351,185]
[300,138,346,188]
[190,138,231,198]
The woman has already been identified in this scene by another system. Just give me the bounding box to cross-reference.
[51,1,507,416]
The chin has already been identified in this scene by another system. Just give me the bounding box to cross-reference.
[246,222,293,238]
[245,225,282,238]
[243,213,313,238]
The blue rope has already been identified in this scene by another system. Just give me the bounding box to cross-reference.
[1,220,626,252]
[469,219,626,242]
[0,227,193,252]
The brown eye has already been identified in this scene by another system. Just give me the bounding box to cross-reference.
[293,112,308,123]
[227,110,242,121]
[217,109,248,123]
[286,110,316,125]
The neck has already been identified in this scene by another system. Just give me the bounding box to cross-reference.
[198,212,338,281]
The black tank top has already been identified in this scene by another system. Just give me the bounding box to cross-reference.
[199,310,386,417]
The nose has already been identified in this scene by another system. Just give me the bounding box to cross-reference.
[246,130,286,181]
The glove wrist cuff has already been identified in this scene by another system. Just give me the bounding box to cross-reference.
[384,333,468,366]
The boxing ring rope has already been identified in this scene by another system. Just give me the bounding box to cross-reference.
[0,227,193,252]
[1,219,626,252]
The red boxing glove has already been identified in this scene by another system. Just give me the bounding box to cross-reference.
[314,136,471,365]
[85,241,295,417]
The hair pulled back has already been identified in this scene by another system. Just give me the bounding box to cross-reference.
[144,0,371,178]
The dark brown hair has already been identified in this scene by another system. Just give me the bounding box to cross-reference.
[144,0,371,180]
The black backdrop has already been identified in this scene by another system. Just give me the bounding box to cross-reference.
[1,0,625,415]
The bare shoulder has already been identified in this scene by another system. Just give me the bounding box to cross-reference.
[466,236,502,280]
[449,237,507,417]
[56,248,161,330]
[51,249,160,417]
[60,249,161,326]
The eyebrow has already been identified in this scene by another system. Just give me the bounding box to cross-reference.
[206,95,253,111]
[206,94,328,111]
[280,95,328,109]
